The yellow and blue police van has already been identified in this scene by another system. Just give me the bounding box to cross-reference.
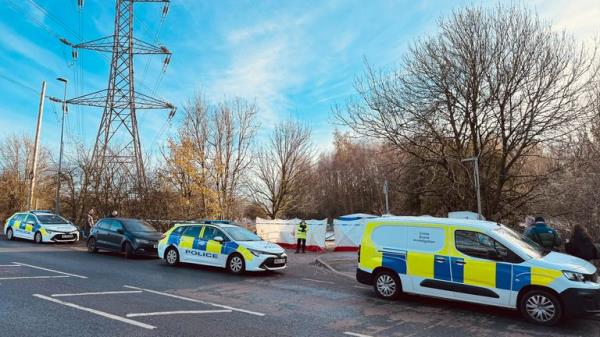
[356,216,599,325]
[158,221,287,274]
[4,211,80,243]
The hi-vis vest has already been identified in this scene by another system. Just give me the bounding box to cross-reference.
[296,223,308,240]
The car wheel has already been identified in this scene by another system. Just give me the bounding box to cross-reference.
[165,247,179,266]
[34,232,43,244]
[87,237,98,253]
[6,228,14,240]
[124,241,135,259]
[227,254,245,274]
[374,270,402,300]
[519,289,563,326]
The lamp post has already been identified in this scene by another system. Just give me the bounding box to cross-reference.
[462,156,482,220]
[54,77,68,216]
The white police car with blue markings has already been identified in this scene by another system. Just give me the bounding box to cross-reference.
[4,210,79,243]
[158,222,287,274]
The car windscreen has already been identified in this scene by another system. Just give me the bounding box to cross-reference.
[36,214,69,224]
[121,219,157,232]
[493,225,544,259]
[222,226,261,241]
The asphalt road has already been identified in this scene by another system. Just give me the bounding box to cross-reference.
[0,238,598,337]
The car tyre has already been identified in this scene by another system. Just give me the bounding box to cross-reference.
[373,270,402,300]
[6,228,14,240]
[519,289,563,326]
[87,237,98,253]
[124,241,135,259]
[34,231,43,244]
[165,247,179,266]
[227,253,245,274]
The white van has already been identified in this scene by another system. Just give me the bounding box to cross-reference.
[357,216,599,325]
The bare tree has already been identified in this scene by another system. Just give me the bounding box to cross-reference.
[249,120,313,219]
[337,3,599,220]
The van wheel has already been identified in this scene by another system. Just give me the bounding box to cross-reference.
[165,247,179,266]
[227,254,245,274]
[87,237,98,253]
[519,289,563,326]
[124,242,135,259]
[6,228,14,240]
[374,270,402,300]
[34,232,43,244]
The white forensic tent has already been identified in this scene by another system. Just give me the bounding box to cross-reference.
[333,213,378,251]
[255,218,327,252]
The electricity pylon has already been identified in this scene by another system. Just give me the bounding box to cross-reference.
[62,0,175,195]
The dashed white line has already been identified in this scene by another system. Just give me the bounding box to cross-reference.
[123,285,265,317]
[344,332,374,337]
[0,275,70,280]
[13,262,87,279]
[52,290,143,297]
[126,309,231,317]
[302,277,335,285]
[33,294,155,330]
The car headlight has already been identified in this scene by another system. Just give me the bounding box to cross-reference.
[248,249,272,257]
[563,270,585,282]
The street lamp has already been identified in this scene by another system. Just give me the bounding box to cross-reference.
[461,156,482,220]
[54,77,68,216]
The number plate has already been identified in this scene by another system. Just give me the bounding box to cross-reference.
[273,258,286,264]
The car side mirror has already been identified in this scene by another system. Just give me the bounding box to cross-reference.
[214,236,224,243]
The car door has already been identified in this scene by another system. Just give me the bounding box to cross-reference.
[450,229,515,306]
[199,226,227,267]
[178,226,203,263]
[107,220,126,252]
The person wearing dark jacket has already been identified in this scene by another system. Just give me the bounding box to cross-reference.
[524,216,561,250]
[566,225,598,262]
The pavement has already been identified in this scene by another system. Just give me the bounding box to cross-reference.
[0,237,599,337]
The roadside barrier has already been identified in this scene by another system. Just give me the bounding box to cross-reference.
[256,218,326,252]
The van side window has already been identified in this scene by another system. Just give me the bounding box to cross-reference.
[455,230,512,262]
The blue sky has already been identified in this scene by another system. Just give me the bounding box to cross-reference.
[0,0,598,164]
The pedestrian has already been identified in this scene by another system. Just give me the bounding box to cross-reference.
[524,216,561,250]
[566,225,598,262]
[295,220,308,254]
[85,208,95,238]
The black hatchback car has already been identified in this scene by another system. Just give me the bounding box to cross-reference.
[87,218,162,258]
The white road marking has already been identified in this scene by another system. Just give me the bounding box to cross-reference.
[0,275,70,280]
[126,309,231,317]
[344,332,374,337]
[123,285,265,317]
[13,262,87,279]
[302,277,335,284]
[52,290,143,297]
[33,294,155,330]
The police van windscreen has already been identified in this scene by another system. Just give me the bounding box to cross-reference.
[36,214,69,224]
[222,226,261,241]
[494,225,544,259]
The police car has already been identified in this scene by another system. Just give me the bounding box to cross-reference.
[4,210,80,243]
[158,222,287,273]
[356,216,599,325]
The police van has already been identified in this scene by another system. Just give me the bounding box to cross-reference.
[158,222,287,273]
[4,210,80,243]
[356,216,599,325]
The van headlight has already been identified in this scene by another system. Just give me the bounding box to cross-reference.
[563,270,585,282]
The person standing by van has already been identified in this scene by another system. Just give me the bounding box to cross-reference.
[295,220,308,254]
[567,225,598,262]
[524,216,561,250]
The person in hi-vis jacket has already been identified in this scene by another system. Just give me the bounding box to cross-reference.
[295,220,308,254]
